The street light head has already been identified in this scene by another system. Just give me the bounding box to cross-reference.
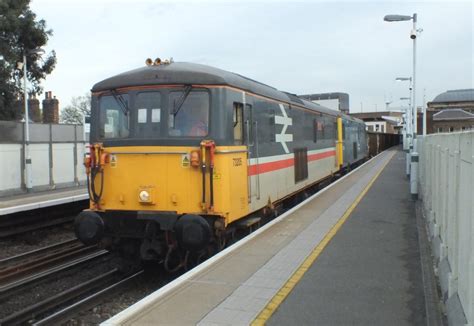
[400,97,410,100]
[396,77,412,82]
[384,14,413,22]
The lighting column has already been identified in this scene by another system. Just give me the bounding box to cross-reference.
[21,48,44,192]
[384,13,420,199]
[23,52,32,191]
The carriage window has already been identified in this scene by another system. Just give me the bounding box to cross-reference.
[313,119,325,143]
[135,92,161,137]
[233,103,244,145]
[313,119,318,143]
[99,94,130,139]
[169,91,209,137]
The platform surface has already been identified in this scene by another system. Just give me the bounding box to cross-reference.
[267,149,426,325]
[0,186,87,215]
[102,148,429,326]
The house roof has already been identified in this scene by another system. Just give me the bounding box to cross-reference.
[432,109,474,121]
[350,111,402,120]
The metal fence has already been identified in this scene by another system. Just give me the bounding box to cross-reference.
[0,120,86,196]
[418,131,474,325]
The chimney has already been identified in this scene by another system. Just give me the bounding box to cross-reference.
[28,95,42,122]
[43,91,59,123]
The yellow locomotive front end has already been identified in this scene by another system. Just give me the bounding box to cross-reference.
[85,144,248,222]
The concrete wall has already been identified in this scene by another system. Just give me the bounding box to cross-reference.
[0,121,86,196]
[418,131,474,325]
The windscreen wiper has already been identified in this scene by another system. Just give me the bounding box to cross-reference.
[111,89,129,116]
[172,85,192,117]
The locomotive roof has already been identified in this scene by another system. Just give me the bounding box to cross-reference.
[92,62,343,117]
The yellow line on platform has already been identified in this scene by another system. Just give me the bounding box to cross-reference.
[251,151,395,325]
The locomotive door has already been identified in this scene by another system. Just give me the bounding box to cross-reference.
[244,97,260,203]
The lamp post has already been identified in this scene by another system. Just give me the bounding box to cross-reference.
[22,47,44,192]
[384,13,420,199]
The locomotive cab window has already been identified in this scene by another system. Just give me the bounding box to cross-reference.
[233,103,244,145]
[135,92,161,138]
[169,91,209,137]
[99,94,130,139]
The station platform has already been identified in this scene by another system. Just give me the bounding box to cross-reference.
[102,148,435,325]
[0,186,87,215]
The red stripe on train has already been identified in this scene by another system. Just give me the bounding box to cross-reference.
[248,150,336,176]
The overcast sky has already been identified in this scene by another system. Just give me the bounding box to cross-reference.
[30,0,473,113]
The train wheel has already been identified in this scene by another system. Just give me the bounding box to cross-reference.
[217,234,227,251]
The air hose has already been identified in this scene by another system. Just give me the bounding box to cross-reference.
[85,145,105,205]
[89,166,104,204]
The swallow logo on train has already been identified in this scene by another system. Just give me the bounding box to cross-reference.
[275,104,293,153]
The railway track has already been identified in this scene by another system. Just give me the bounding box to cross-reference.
[0,239,115,325]
[0,201,88,238]
[33,271,143,325]
[0,239,100,286]
[0,269,143,325]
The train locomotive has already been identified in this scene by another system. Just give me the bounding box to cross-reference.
[74,58,368,271]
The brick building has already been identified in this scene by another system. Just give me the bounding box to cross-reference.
[350,111,403,134]
[427,89,474,133]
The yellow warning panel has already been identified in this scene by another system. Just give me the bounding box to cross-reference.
[181,154,190,168]
[110,154,117,168]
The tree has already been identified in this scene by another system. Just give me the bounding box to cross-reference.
[60,93,91,124]
[0,0,57,120]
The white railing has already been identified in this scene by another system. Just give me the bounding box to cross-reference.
[418,131,474,325]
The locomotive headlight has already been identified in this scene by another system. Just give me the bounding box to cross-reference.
[139,190,150,202]
[138,187,155,205]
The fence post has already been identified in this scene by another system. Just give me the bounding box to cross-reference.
[74,125,78,185]
[20,121,26,190]
[49,123,54,187]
